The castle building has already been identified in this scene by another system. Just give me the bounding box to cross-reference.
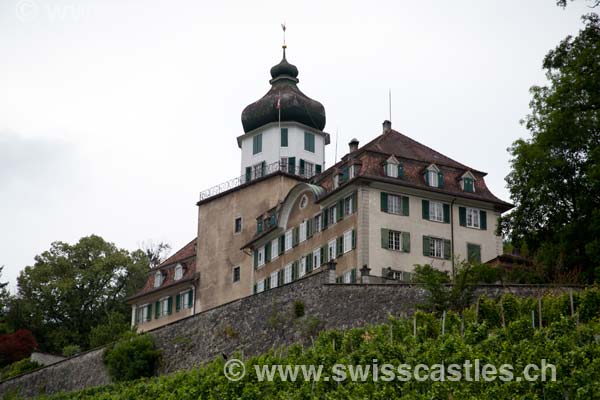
[128,44,512,332]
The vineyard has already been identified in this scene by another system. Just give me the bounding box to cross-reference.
[6,288,600,400]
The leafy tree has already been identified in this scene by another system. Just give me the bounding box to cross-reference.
[8,235,148,353]
[103,333,161,382]
[89,311,132,349]
[0,329,37,367]
[500,14,600,282]
[413,265,450,314]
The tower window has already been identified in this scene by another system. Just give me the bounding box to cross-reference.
[253,133,263,155]
[304,132,315,153]
[233,266,241,282]
[281,128,288,147]
[234,217,242,233]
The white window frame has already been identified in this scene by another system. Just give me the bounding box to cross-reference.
[388,230,402,251]
[284,264,292,284]
[136,304,148,324]
[333,174,339,189]
[343,230,353,254]
[343,270,352,283]
[257,246,265,267]
[154,271,163,288]
[344,194,354,215]
[388,194,402,215]
[349,165,357,179]
[428,170,438,187]
[314,214,322,233]
[299,221,307,243]
[304,161,315,178]
[271,271,279,288]
[328,205,337,225]
[466,207,481,229]
[313,248,321,268]
[257,279,265,293]
[174,264,183,281]
[280,156,288,173]
[160,296,169,317]
[430,237,444,258]
[429,201,444,222]
[386,163,398,178]
[180,290,192,309]
[299,258,306,278]
[271,238,279,260]
[328,239,337,261]
[285,230,293,252]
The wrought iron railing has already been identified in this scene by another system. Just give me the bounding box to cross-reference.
[199,161,316,202]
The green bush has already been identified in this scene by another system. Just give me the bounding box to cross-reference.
[103,334,161,382]
[1,358,42,380]
[292,300,305,318]
[62,345,81,357]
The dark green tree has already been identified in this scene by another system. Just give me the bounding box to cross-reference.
[8,235,148,352]
[500,14,600,282]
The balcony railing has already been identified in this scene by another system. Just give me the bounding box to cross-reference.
[199,161,316,202]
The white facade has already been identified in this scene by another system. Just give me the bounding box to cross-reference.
[238,121,327,178]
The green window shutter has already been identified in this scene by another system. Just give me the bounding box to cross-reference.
[253,249,258,268]
[261,161,266,176]
[424,171,429,185]
[167,296,173,315]
[437,172,444,188]
[459,207,466,226]
[316,164,322,174]
[279,235,285,255]
[398,164,404,178]
[299,159,305,175]
[337,236,343,257]
[380,192,388,212]
[155,301,160,319]
[265,242,271,263]
[480,210,487,230]
[292,262,298,280]
[402,196,410,216]
[422,236,430,257]
[322,209,329,229]
[176,293,181,312]
[265,276,271,289]
[306,254,313,271]
[307,219,313,239]
[187,290,193,308]
[422,200,430,220]
[245,167,251,182]
[146,304,152,321]
[253,284,257,294]
[278,270,284,285]
[342,166,349,182]
[464,178,473,192]
[350,268,357,283]
[384,162,389,176]
[352,230,356,249]
[337,200,344,220]
[402,232,410,253]
[381,228,389,249]
[257,220,263,233]
[352,192,358,213]
[293,227,299,246]
[443,204,450,224]
[280,128,288,147]
[336,276,342,283]
[269,214,276,227]
[321,245,327,264]
[443,239,452,260]
[288,157,296,174]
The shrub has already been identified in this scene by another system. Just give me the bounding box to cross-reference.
[62,345,81,357]
[293,300,305,318]
[1,358,42,380]
[0,329,38,367]
[578,288,600,322]
[103,334,161,382]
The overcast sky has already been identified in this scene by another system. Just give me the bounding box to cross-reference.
[0,0,590,290]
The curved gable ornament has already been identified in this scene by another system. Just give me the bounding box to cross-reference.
[277,183,326,230]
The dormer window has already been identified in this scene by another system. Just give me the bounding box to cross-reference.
[384,156,402,178]
[460,171,476,193]
[174,264,183,281]
[154,271,163,288]
[425,164,443,188]
[333,174,339,189]
[349,164,358,179]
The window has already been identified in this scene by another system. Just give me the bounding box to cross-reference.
[386,163,398,178]
[467,243,482,264]
[271,238,279,260]
[161,297,170,316]
[429,238,444,258]
[154,271,163,288]
[349,165,357,179]
[253,162,265,179]
[344,194,354,215]
[304,132,315,152]
[430,201,444,222]
[328,205,337,225]
[136,304,150,324]
[174,264,183,281]
[271,271,279,288]
[299,195,308,209]
[280,157,288,173]
[257,246,265,267]
[314,214,322,233]
[427,170,438,187]
[280,128,288,147]
[299,221,307,243]
[466,208,480,228]
[233,266,241,282]
[234,217,242,233]
[304,161,315,178]
[463,177,474,192]
[388,194,402,215]
[313,248,321,267]
[284,264,292,284]
[180,290,193,309]
[343,230,353,254]
[343,270,352,283]
[299,258,307,277]
[285,230,293,252]
[253,133,262,154]
[328,239,337,261]
[333,174,339,189]
[257,279,265,293]
[388,231,402,251]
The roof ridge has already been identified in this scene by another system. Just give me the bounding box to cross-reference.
[154,237,197,269]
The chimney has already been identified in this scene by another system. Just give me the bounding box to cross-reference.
[348,138,359,153]
[382,120,392,133]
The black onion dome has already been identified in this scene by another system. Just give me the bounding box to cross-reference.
[241,49,326,133]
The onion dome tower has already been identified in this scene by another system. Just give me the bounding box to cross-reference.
[237,31,329,180]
